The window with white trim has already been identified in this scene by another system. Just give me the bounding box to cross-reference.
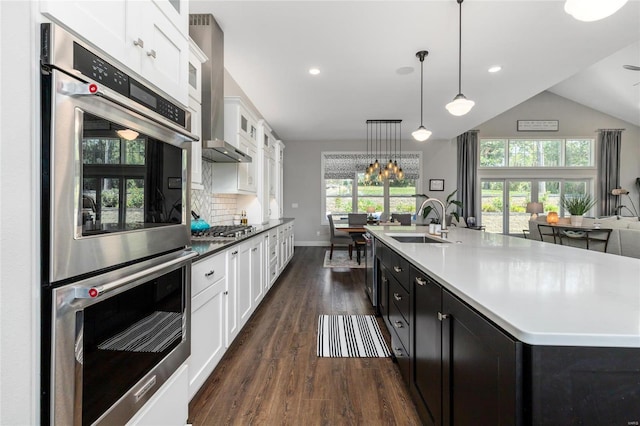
[321,152,422,223]
[478,138,596,234]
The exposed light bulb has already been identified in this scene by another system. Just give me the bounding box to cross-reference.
[393,161,399,174]
[377,171,383,182]
[364,172,370,181]
[412,126,432,142]
[397,168,404,180]
[564,0,628,22]
[387,160,393,169]
[383,168,390,178]
[374,160,379,169]
[446,94,475,116]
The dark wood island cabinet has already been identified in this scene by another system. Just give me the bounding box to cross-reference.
[372,235,640,426]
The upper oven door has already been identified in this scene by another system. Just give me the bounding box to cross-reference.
[46,69,193,283]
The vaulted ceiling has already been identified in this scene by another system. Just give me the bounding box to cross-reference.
[190,1,640,142]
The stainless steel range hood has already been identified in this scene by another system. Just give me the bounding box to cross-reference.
[189,14,252,163]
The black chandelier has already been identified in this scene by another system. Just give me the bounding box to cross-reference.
[364,119,404,183]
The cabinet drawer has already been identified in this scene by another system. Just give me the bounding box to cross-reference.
[386,249,410,290]
[388,293,410,354]
[390,331,410,384]
[389,277,410,323]
[269,259,278,281]
[192,252,226,297]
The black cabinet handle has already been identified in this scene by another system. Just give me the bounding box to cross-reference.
[415,276,427,286]
[204,270,215,277]
[393,293,402,301]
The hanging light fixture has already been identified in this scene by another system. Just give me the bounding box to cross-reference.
[446,0,475,116]
[564,0,628,22]
[412,51,432,142]
[364,120,404,182]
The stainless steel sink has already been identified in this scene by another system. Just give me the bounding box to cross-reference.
[390,235,449,243]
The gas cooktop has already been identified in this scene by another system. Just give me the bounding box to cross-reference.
[191,225,256,241]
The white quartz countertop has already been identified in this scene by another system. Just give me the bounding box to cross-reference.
[366,225,640,348]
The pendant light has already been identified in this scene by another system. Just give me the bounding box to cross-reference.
[412,50,432,141]
[446,0,475,116]
[564,0,628,22]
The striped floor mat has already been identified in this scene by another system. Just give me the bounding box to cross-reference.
[317,314,390,358]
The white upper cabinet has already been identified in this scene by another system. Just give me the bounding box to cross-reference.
[41,0,189,106]
[188,38,207,188]
[224,97,257,149]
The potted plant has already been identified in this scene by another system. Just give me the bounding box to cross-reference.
[561,193,596,226]
[421,189,464,226]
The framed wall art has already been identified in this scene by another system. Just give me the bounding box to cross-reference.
[429,179,444,191]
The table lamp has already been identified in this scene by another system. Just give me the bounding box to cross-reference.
[526,202,543,220]
[366,206,376,221]
[546,211,559,224]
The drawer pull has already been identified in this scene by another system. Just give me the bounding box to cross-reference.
[204,270,215,277]
[393,266,402,273]
[438,312,449,321]
[232,250,238,256]
[393,348,404,357]
[133,38,144,48]
[394,320,404,328]
[393,293,402,301]
[146,49,157,58]
[223,291,228,295]
[252,247,257,252]
[415,276,427,286]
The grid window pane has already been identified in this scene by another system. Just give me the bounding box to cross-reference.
[539,181,560,213]
[565,139,592,166]
[481,181,504,233]
[326,179,353,215]
[508,140,561,167]
[480,139,506,167]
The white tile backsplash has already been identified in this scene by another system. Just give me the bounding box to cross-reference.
[190,160,239,225]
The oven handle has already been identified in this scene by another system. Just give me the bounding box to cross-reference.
[75,250,197,299]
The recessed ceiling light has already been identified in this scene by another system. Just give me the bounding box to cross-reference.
[309,68,320,75]
[396,66,414,75]
[488,65,502,73]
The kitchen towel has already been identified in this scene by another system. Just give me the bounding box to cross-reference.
[317,314,390,358]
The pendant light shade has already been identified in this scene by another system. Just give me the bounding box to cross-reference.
[412,126,432,142]
[412,50,431,142]
[447,0,474,116]
[445,94,475,116]
[564,0,628,22]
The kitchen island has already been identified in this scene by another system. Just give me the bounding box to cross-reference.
[366,225,640,426]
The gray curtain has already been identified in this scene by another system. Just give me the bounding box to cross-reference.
[456,131,479,219]
[597,129,623,216]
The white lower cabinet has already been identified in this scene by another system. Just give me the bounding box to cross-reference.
[226,247,240,347]
[187,224,294,402]
[126,365,188,426]
[189,252,226,399]
[251,237,264,307]
[238,241,253,328]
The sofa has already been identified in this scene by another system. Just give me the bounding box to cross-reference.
[528,215,640,259]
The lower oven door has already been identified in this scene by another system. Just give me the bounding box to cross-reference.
[50,249,196,426]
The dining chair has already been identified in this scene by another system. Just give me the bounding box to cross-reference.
[327,214,353,260]
[391,213,411,226]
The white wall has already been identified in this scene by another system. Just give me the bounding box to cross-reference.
[283,138,457,245]
[0,1,39,423]
[477,91,640,212]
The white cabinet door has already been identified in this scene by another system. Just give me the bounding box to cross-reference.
[238,242,253,328]
[188,97,202,188]
[126,365,188,426]
[251,238,264,307]
[237,142,257,193]
[225,248,239,347]
[137,3,189,105]
[40,0,129,63]
[189,275,225,399]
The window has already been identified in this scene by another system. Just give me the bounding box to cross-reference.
[480,138,594,168]
[322,152,421,223]
[478,138,596,235]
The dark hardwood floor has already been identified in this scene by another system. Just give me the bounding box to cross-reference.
[189,246,421,425]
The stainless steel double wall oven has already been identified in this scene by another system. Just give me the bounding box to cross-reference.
[40,23,197,425]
